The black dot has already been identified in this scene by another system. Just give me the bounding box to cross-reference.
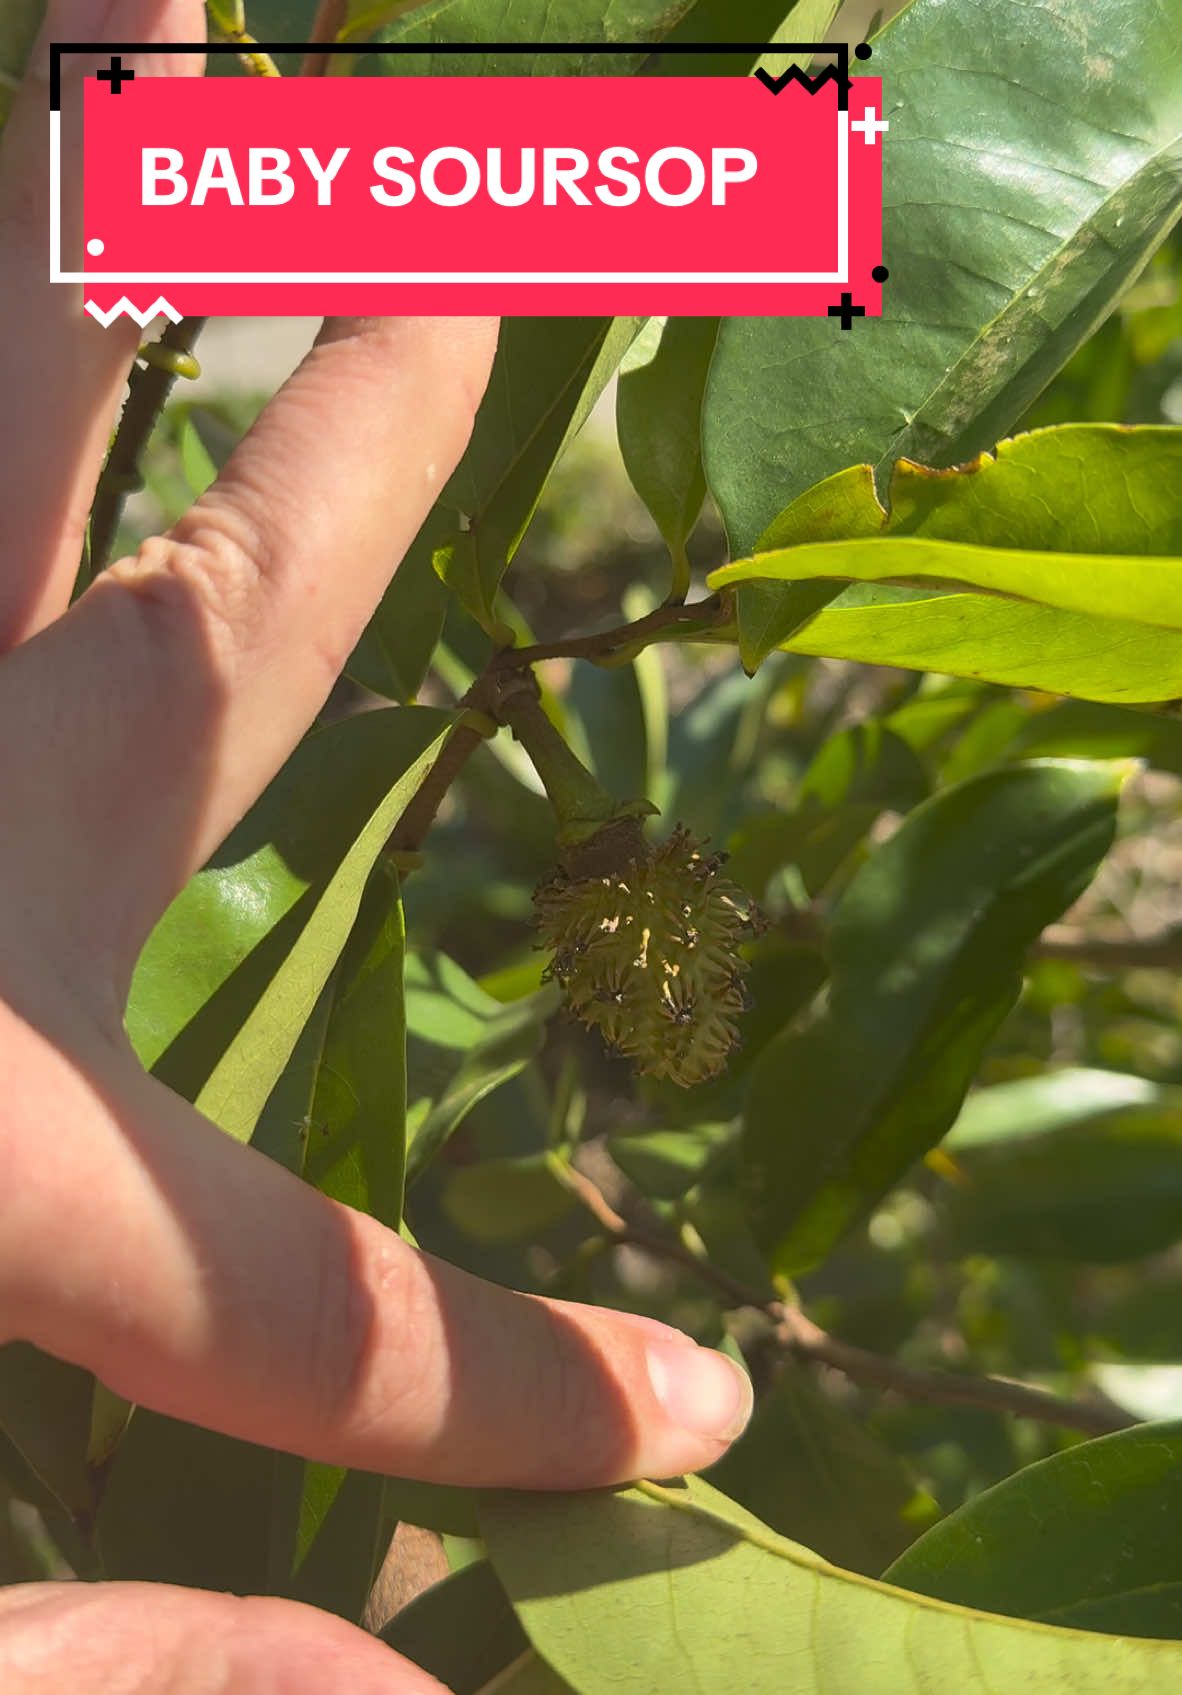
[855,42,873,59]
[871,264,889,283]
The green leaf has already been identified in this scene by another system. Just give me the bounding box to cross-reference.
[404,954,558,1186]
[755,586,1182,706]
[566,599,668,805]
[714,426,1182,623]
[704,0,1182,553]
[710,426,1182,701]
[947,1068,1165,1150]
[371,0,704,76]
[433,318,642,631]
[382,1559,535,1693]
[608,1121,736,1201]
[617,318,717,593]
[942,1080,1182,1264]
[250,868,410,1621]
[98,1413,275,1591]
[347,539,450,703]
[706,1364,939,1576]
[481,1473,1182,1693]
[743,761,1121,1273]
[177,414,219,499]
[886,1422,1182,1640]
[379,1476,480,1539]
[126,708,450,1138]
[1008,699,1182,775]
[0,1345,95,1529]
[352,317,639,684]
[271,1461,392,1622]
[254,864,410,1224]
[641,0,840,79]
[727,464,886,674]
[728,720,929,898]
[442,1154,575,1245]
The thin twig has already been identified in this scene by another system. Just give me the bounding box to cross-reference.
[1035,922,1182,971]
[490,595,731,670]
[304,0,349,76]
[385,677,502,857]
[550,1157,1135,1438]
[86,317,208,578]
[206,3,281,76]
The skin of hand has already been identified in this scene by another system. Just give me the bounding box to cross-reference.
[0,5,753,1690]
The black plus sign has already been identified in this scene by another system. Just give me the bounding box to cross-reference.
[97,55,135,95]
[827,291,865,330]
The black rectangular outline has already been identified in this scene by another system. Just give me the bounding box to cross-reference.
[50,40,851,110]
[55,37,855,297]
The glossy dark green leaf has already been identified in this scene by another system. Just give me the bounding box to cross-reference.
[481,1473,1182,1692]
[886,1422,1182,1639]
[382,1559,532,1693]
[647,0,842,79]
[404,953,558,1186]
[97,1413,274,1591]
[608,1121,736,1201]
[442,1154,575,1245]
[726,464,885,674]
[434,318,642,631]
[249,868,410,1620]
[126,708,449,1139]
[704,0,1182,553]
[347,538,451,704]
[617,318,717,592]
[351,316,639,682]
[728,720,929,899]
[566,605,668,807]
[0,1345,95,1530]
[1007,699,1182,776]
[664,660,784,842]
[254,864,409,1224]
[711,427,1182,701]
[379,1476,480,1539]
[743,761,1121,1273]
[943,1083,1182,1264]
[273,1462,392,1621]
[947,1069,1165,1150]
[706,1364,938,1576]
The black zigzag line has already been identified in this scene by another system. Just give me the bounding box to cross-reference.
[754,63,848,98]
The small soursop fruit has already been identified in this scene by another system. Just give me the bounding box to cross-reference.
[534,822,763,1087]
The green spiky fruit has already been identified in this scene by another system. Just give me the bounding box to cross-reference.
[535,823,762,1088]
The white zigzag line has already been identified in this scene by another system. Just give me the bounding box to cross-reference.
[84,296,183,329]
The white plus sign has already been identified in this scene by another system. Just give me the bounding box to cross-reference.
[851,107,890,145]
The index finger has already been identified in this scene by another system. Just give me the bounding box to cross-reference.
[0,313,500,971]
[0,1002,752,1490]
[0,1,206,651]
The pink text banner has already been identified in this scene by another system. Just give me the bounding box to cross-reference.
[72,68,886,320]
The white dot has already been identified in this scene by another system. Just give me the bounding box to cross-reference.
[86,238,105,257]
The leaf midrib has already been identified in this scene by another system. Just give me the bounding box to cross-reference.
[632,1480,1182,1655]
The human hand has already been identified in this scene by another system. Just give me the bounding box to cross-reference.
[0,5,752,1690]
